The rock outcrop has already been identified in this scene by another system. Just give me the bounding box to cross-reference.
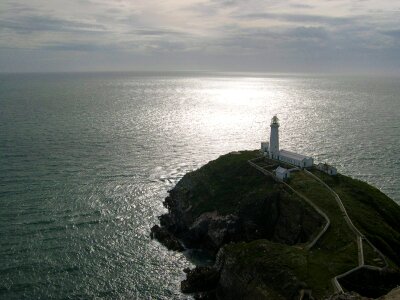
[153,180,324,255]
[181,266,219,294]
[150,224,184,251]
[150,150,400,299]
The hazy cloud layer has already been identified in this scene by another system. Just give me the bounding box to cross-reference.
[0,0,399,73]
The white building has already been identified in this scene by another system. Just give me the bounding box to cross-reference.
[317,163,337,176]
[261,115,314,169]
[269,116,279,159]
[261,142,269,154]
[278,150,314,168]
[275,166,290,180]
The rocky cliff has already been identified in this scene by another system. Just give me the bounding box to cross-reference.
[151,150,400,299]
[152,151,324,254]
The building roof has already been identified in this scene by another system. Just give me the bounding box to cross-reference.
[276,166,288,174]
[279,149,311,161]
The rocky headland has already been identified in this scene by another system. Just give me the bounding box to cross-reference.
[151,150,400,299]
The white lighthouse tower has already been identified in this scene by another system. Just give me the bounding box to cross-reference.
[269,115,279,159]
[260,115,315,169]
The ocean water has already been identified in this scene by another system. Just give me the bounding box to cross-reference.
[0,72,399,299]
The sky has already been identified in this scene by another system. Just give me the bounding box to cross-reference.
[1,0,399,74]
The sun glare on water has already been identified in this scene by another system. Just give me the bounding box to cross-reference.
[194,78,284,131]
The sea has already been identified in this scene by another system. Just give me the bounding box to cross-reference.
[0,72,399,299]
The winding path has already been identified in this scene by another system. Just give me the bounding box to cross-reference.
[248,158,330,250]
[304,170,388,292]
[248,157,388,295]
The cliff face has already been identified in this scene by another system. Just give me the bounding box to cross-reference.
[154,151,324,254]
[214,241,308,300]
[150,150,400,300]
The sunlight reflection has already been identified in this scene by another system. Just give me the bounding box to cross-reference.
[195,78,286,132]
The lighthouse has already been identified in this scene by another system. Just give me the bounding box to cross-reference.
[260,115,315,169]
[269,115,279,159]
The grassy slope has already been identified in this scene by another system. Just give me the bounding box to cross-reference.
[310,169,400,266]
[224,239,357,299]
[224,240,307,299]
[181,150,276,218]
[225,240,360,298]
[288,171,356,250]
[179,151,400,298]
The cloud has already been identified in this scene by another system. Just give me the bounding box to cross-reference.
[0,15,106,34]
[42,42,113,51]
[290,4,314,9]
[287,26,329,39]
[209,25,331,54]
[382,29,400,39]
[128,28,188,37]
[234,12,355,26]
[0,0,399,73]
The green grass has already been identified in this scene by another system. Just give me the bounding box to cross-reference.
[175,151,400,298]
[224,240,308,298]
[224,239,358,299]
[176,150,277,217]
[363,241,386,267]
[289,171,356,250]
[309,169,400,266]
[281,169,360,297]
